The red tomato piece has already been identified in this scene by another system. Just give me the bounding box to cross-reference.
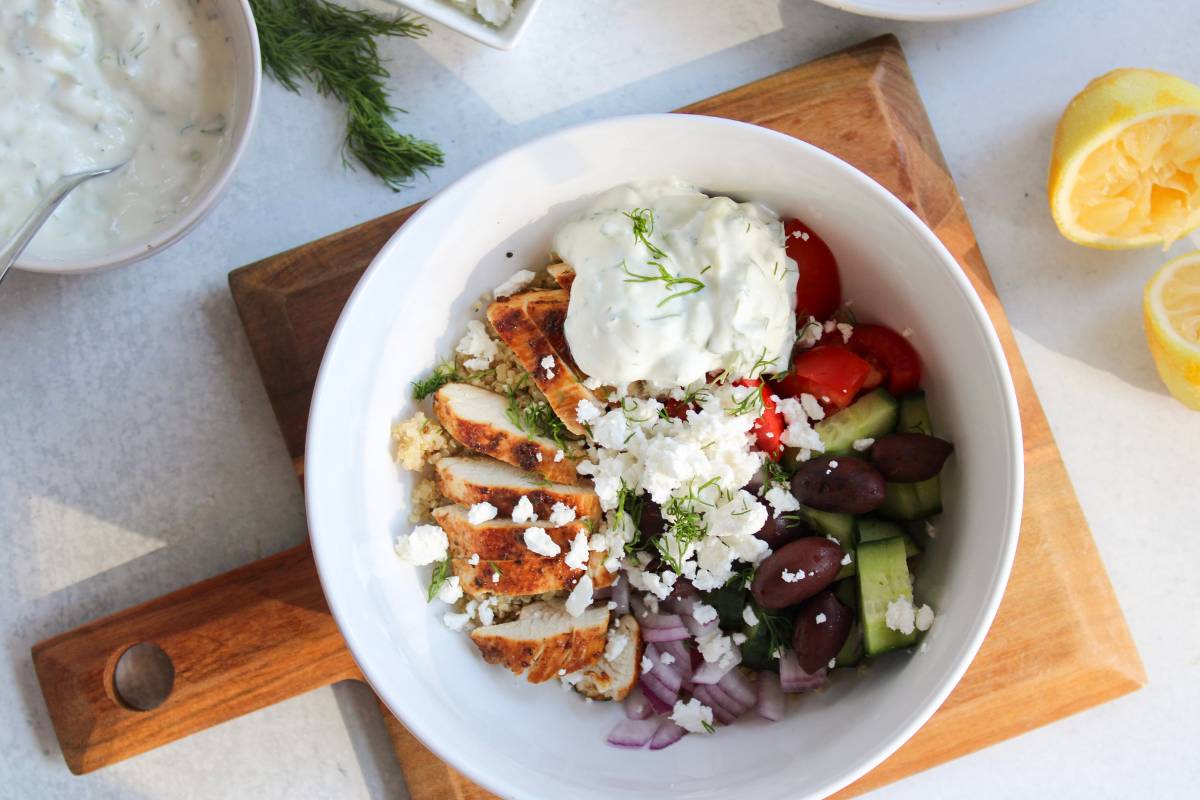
[785,219,841,322]
[662,397,691,420]
[735,379,785,461]
[775,346,872,410]
[844,324,921,395]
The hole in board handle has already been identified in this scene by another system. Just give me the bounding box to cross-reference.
[112,642,175,711]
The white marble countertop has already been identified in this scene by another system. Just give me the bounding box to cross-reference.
[2,0,1198,797]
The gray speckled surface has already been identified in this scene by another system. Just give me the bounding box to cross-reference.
[2,0,1198,797]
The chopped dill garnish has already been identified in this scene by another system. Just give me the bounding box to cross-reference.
[701,720,716,734]
[412,362,460,400]
[426,558,451,602]
[505,376,571,451]
[654,483,712,572]
[727,382,765,417]
[622,208,668,260]
[250,0,443,190]
[488,561,503,578]
[759,609,793,662]
[746,347,776,380]
[762,459,790,487]
[620,260,705,308]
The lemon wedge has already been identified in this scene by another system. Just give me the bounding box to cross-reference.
[1049,68,1200,249]
[1145,250,1200,409]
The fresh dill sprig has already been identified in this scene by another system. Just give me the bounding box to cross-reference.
[655,489,710,573]
[761,458,790,487]
[701,720,716,734]
[621,260,705,308]
[622,208,668,260]
[505,377,571,451]
[426,557,451,602]
[412,362,460,400]
[727,382,765,417]
[250,0,443,190]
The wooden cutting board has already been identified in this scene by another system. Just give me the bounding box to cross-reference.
[31,35,1144,799]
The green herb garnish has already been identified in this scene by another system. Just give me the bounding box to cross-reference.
[622,208,668,260]
[621,260,705,308]
[701,720,716,734]
[727,382,765,417]
[250,0,443,190]
[426,558,451,602]
[412,362,461,400]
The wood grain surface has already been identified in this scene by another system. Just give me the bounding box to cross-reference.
[33,35,1144,798]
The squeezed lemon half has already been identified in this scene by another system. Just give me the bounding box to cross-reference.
[1145,250,1200,409]
[1049,68,1200,249]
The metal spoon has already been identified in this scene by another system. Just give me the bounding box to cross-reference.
[0,162,127,285]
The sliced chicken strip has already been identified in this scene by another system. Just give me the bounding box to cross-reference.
[574,614,642,701]
[470,602,609,684]
[547,262,575,292]
[451,549,614,599]
[432,504,585,561]
[435,456,601,520]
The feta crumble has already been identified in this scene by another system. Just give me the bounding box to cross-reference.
[564,575,593,617]
[443,612,471,631]
[512,495,537,524]
[692,603,719,625]
[455,320,498,371]
[641,654,654,673]
[604,631,630,661]
[468,553,480,566]
[493,268,535,298]
[467,501,498,525]
[836,322,854,343]
[541,354,556,379]
[659,652,676,666]
[670,698,715,734]
[742,606,759,627]
[523,527,561,557]
[575,398,602,425]
[781,568,805,583]
[563,531,590,571]
[548,501,577,527]
[799,392,825,421]
[815,612,827,625]
[764,484,801,518]
[884,596,934,635]
[394,525,448,566]
[436,576,463,604]
[554,449,565,462]
[915,604,936,632]
[852,437,875,452]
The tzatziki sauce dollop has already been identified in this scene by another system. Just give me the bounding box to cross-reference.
[0,0,237,261]
[554,179,798,387]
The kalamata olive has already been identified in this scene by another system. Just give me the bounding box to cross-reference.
[791,456,886,514]
[755,514,809,550]
[639,501,666,538]
[792,590,854,673]
[750,537,844,609]
[869,433,954,482]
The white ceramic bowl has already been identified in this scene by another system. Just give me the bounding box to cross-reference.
[810,0,1038,20]
[16,0,261,274]
[386,0,544,50]
[306,114,1023,800]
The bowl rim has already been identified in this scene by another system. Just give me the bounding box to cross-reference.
[305,113,1024,800]
[810,0,1037,20]
[14,0,262,275]
[383,0,546,50]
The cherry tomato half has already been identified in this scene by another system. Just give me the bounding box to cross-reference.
[785,219,841,323]
[774,346,872,410]
[735,379,785,461]
[843,324,921,396]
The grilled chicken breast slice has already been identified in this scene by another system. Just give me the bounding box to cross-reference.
[574,614,642,701]
[434,457,601,520]
[486,292,597,436]
[451,549,614,599]
[470,602,609,683]
[547,262,575,292]
[432,504,586,561]
[432,383,580,484]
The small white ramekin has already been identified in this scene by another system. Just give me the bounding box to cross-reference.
[15,0,262,275]
[385,0,545,50]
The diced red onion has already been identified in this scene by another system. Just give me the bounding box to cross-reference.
[607,717,659,749]
[690,659,736,686]
[717,668,756,708]
[649,719,687,750]
[684,615,719,639]
[640,612,685,629]
[650,659,683,693]
[624,686,653,720]
[611,576,630,615]
[642,625,690,643]
[657,640,693,680]
[755,671,785,722]
[691,685,736,725]
[640,673,677,712]
[705,681,752,717]
[779,649,828,693]
[663,593,697,618]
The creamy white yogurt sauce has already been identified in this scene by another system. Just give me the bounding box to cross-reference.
[0,0,236,260]
[555,179,798,387]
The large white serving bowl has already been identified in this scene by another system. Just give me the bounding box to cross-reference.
[810,0,1037,20]
[306,114,1023,800]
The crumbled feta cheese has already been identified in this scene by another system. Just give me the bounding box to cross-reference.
[797,316,823,348]
[828,658,837,669]
[781,568,805,583]
[852,437,875,452]
[575,398,602,425]
[523,527,561,557]
[764,484,801,518]
[775,395,825,453]
[564,575,593,617]
[455,319,498,371]
[841,552,853,566]
[742,606,759,627]
[394,525,448,565]
[799,393,825,421]
[491,570,500,583]
[696,630,738,669]
[915,604,936,632]
[467,501,498,525]
[885,596,917,635]
[468,553,480,566]
[554,449,565,462]
[536,452,543,462]
[829,460,839,469]
[732,632,748,645]
[836,322,854,343]
[563,531,590,571]
[605,631,630,661]
[443,612,471,631]
[815,612,827,625]
[512,495,537,524]
[493,268,535,298]
[670,698,715,734]
[659,652,676,666]
[641,654,654,673]
[692,603,719,625]
[541,354,556,379]
[436,576,463,604]
[548,502,577,527]
[477,597,497,626]
[607,601,617,610]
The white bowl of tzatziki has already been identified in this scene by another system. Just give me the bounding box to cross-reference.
[0,0,260,273]
[304,114,1022,800]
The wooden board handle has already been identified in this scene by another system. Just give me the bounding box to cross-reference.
[31,544,360,774]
